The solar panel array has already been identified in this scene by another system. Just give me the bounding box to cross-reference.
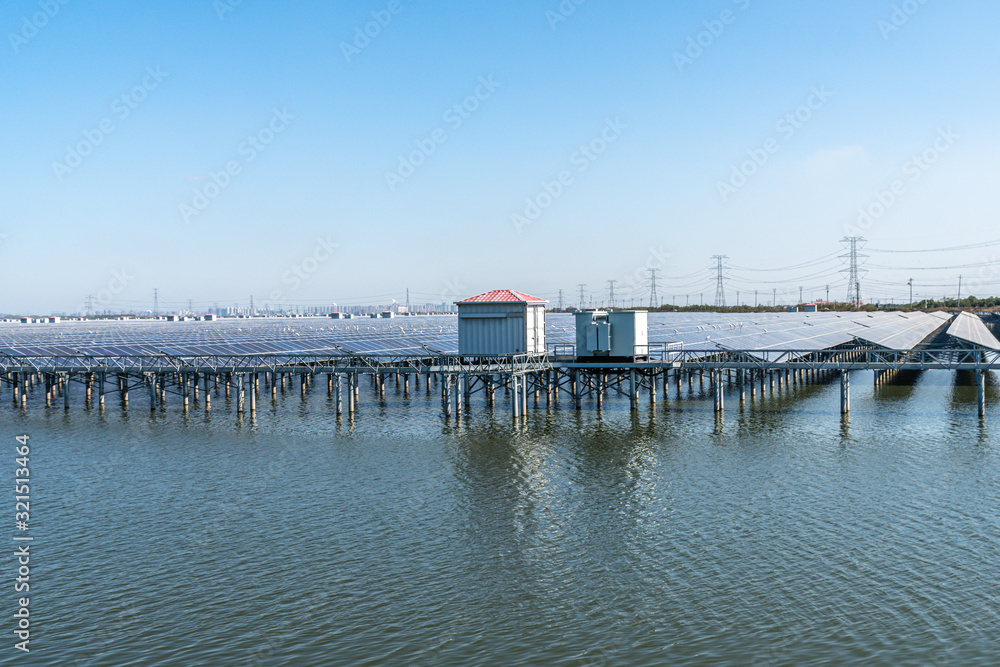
[0,310,964,360]
[549,310,952,358]
[0,317,459,359]
[946,311,1000,350]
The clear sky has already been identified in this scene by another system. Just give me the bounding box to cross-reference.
[4,0,1000,314]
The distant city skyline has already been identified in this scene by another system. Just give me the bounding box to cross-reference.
[5,1,1000,313]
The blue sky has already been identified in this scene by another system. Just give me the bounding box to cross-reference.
[3,0,1000,313]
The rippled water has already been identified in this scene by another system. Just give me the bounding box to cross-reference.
[4,369,1000,665]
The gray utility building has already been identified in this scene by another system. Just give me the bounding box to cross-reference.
[575,309,648,361]
[457,289,547,356]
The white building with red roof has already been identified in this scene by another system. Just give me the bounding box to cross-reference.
[456,289,547,356]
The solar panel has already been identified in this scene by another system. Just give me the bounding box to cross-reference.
[946,312,1000,350]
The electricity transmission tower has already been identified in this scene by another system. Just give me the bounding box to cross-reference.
[607,280,616,309]
[577,283,587,310]
[153,288,159,316]
[840,237,868,306]
[648,269,659,308]
[85,294,94,317]
[557,289,564,310]
[712,255,728,308]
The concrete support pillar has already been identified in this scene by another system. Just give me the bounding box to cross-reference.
[977,369,986,418]
[347,374,355,414]
[451,375,460,417]
[596,374,603,410]
[99,373,105,408]
[521,373,529,416]
[629,369,637,411]
[510,375,519,419]
[840,371,850,414]
[649,371,656,405]
[63,374,70,409]
[237,374,245,414]
[249,374,256,413]
[572,370,580,409]
[738,369,746,405]
[443,375,452,417]
[714,370,724,413]
[148,375,156,411]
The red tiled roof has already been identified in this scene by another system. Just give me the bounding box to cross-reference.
[458,289,547,304]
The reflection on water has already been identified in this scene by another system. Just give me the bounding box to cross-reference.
[4,369,1000,665]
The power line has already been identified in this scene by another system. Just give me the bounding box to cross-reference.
[728,250,843,272]
[867,239,1000,253]
[867,259,1000,271]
